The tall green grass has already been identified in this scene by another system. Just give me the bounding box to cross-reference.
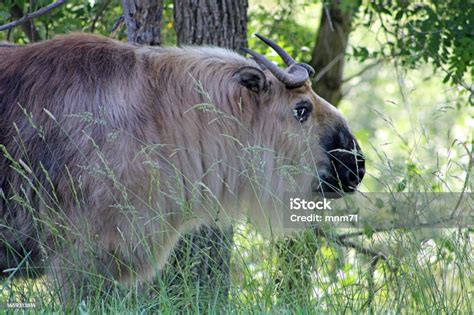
[1,60,472,314]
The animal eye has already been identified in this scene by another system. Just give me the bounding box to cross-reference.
[293,102,312,123]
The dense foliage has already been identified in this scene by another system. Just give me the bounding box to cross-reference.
[2,0,473,98]
[0,0,472,313]
[359,0,473,101]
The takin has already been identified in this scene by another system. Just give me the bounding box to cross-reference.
[0,33,365,301]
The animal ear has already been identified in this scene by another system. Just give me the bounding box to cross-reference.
[233,66,267,93]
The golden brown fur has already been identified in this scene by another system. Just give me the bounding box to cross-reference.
[0,33,355,300]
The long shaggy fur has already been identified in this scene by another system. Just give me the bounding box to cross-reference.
[0,33,350,299]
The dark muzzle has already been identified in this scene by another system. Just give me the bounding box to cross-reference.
[315,126,365,197]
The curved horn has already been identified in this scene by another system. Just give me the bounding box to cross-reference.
[254,34,316,78]
[255,33,295,66]
[298,63,316,78]
[242,47,308,88]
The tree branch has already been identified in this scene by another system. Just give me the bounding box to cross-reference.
[313,227,394,271]
[110,15,124,36]
[0,0,66,32]
[9,4,42,41]
[334,238,385,260]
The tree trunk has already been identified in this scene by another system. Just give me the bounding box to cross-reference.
[274,1,359,303]
[173,0,248,49]
[121,0,163,45]
[309,1,359,106]
[163,0,248,307]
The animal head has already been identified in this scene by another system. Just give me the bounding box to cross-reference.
[232,34,365,198]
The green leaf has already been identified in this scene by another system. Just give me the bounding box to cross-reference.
[363,224,375,239]
[396,178,407,192]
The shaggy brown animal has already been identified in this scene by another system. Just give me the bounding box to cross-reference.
[0,33,364,300]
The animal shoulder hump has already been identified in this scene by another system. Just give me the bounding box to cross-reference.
[28,33,138,80]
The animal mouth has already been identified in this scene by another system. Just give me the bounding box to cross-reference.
[314,130,366,199]
[311,166,365,199]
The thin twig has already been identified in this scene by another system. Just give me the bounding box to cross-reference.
[364,254,381,311]
[449,141,472,219]
[324,4,334,32]
[110,15,124,36]
[90,0,113,33]
[336,238,386,260]
[337,230,367,239]
[0,0,66,32]
[9,3,42,41]
[314,53,344,82]
[342,59,384,83]
[314,227,387,260]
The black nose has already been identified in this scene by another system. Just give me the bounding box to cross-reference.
[329,149,365,193]
[315,126,365,196]
[342,167,365,191]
